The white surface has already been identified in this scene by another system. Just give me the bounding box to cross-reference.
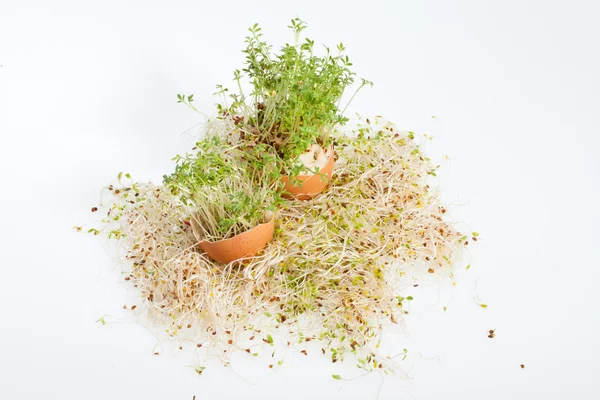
[1,0,599,399]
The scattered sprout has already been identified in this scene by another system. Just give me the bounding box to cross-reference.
[473,296,487,309]
[86,116,473,373]
[265,335,274,346]
[195,366,206,375]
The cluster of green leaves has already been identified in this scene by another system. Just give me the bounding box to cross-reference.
[216,18,372,174]
[168,19,371,237]
[163,135,283,240]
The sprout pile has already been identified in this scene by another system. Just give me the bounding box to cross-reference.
[90,116,471,374]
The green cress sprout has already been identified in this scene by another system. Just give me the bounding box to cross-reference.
[163,134,282,241]
[180,18,372,178]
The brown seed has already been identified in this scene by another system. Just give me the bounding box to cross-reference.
[123,305,127,309]
[91,207,98,212]
[228,340,233,345]
[131,305,137,310]
[268,364,273,369]
[300,350,307,356]
[520,364,525,369]
[249,335,255,341]
[153,352,159,356]
[179,346,183,350]
[428,268,435,274]
[197,344,202,348]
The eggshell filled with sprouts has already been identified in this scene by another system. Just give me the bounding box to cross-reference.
[190,212,275,264]
[281,145,334,200]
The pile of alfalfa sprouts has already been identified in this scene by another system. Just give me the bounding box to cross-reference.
[90,115,471,376]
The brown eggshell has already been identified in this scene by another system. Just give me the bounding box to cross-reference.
[192,212,275,264]
[281,146,334,200]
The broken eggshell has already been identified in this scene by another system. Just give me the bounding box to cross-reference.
[190,211,275,264]
[281,144,334,200]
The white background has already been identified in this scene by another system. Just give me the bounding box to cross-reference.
[1,0,599,399]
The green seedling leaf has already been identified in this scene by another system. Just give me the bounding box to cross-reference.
[332,374,342,380]
[195,366,206,375]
